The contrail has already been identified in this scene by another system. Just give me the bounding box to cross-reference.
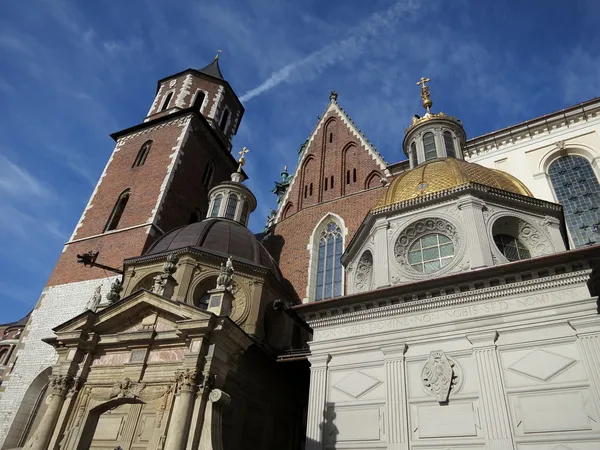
[240,0,422,103]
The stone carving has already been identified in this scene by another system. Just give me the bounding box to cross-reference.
[106,278,123,304]
[216,256,234,292]
[152,252,179,297]
[354,251,373,292]
[209,388,231,406]
[49,374,73,396]
[422,350,458,403]
[555,140,565,151]
[86,285,102,311]
[175,369,198,394]
[109,377,145,399]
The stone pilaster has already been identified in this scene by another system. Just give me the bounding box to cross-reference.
[457,196,494,269]
[25,374,73,450]
[305,353,331,450]
[382,344,408,450]
[373,219,390,289]
[198,389,231,450]
[569,317,600,412]
[164,369,198,450]
[467,332,514,450]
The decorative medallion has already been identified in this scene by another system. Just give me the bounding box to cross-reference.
[421,350,460,403]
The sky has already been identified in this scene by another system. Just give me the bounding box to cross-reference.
[1,0,599,323]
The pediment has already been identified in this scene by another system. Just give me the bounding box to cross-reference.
[53,289,212,337]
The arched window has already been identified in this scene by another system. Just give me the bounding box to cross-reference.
[315,221,343,301]
[548,155,600,247]
[494,234,531,261]
[423,132,437,161]
[193,91,206,110]
[210,194,223,217]
[410,142,417,164]
[104,189,130,232]
[193,276,218,310]
[202,161,215,188]
[132,141,152,168]
[219,108,230,132]
[161,92,173,112]
[225,194,238,220]
[240,202,249,225]
[443,131,456,158]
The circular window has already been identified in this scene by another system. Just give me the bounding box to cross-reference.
[408,234,455,273]
[494,234,531,261]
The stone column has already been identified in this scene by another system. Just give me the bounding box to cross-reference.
[26,374,73,450]
[305,354,331,450]
[569,317,600,411]
[457,196,494,269]
[198,389,231,450]
[164,369,198,450]
[467,332,515,450]
[373,219,390,289]
[382,344,408,450]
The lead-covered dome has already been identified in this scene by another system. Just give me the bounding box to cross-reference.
[144,218,282,280]
[375,158,532,208]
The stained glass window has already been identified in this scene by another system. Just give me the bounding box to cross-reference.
[548,156,600,247]
[443,131,455,158]
[210,194,222,217]
[315,222,343,301]
[423,132,437,161]
[225,194,238,220]
[408,234,454,274]
[494,234,531,261]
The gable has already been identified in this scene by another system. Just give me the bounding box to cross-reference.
[275,100,389,222]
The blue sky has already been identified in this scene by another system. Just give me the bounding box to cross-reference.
[1,0,599,323]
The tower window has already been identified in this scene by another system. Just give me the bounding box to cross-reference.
[353,168,357,183]
[104,189,130,232]
[346,170,350,184]
[329,133,333,143]
[423,132,437,161]
[315,221,343,301]
[193,91,206,110]
[410,142,417,164]
[210,194,223,217]
[219,108,230,132]
[225,194,238,220]
[240,202,249,225]
[161,92,173,112]
[325,178,328,191]
[310,183,313,196]
[331,175,334,188]
[304,185,308,198]
[202,162,215,188]
[443,131,456,158]
[132,141,152,168]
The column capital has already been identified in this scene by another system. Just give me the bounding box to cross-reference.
[569,317,600,336]
[309,353,331,369]
[456,195,487,210]
[175,368,198,395]
[373,218,390,231]
[209,388,231,407]
[466,330,498,348]
[381,343,407,360]
[49,374,74,397]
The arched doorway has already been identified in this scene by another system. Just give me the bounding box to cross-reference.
[79,398,155,450]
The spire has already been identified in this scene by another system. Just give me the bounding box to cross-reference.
[416,77,432,113]
[199,52,224,80]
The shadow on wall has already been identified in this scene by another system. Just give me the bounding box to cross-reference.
[321,407,339,447]
[261,233,285,264]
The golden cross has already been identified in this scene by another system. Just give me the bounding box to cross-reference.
[416,76,430,88]
[215,49,222,60]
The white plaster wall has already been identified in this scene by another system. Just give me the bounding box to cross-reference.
[0,276,116,448]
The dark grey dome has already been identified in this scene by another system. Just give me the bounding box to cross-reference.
[144,218,282,281]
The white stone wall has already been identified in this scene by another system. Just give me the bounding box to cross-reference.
[0,276,116,448]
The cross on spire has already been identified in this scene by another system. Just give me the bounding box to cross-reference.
[237,146,249,172]
[416,76,433,113]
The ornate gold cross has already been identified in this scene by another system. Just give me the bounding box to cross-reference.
[416,76,431,88]
[237,147,249,171]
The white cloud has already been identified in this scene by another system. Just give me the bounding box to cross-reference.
[0,155,50,199]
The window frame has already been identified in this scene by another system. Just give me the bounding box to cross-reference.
[103,189,131,233]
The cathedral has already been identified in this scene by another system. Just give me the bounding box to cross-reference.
[0,56,599,450]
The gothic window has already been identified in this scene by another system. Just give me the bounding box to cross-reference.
[219,108,230,132]
[193,91,206,110]
[410,142,417,164]
[423,132,437,161]
[132,141,152,168]
[161,92,173,111]
[282,202,293,219]
[329,133,333,143]
[225,194,238,220]
[331,175,334,188]
[407,234,455,274]
[493,234,531,261]
[202,161,215,188]
[325,178,328,191]
[240,202,249,225]
[354,250,373,292]
[443,131,456,158]
[304,185,308,198]
[104,189,130,232]
[353,168,357,183]
[548,155,600,247]
[346,170,350,184]
[315,221,343,301]
[210,194,223,217]
[309,183,313,196]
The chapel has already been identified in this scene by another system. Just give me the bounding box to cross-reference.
[0,56,599,450]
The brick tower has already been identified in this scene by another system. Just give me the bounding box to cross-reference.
[0,56,244,448]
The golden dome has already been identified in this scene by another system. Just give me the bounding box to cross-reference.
[375,158,532,209]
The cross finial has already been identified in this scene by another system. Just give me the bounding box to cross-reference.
[215,49,222,60]
[237,146,249,172]
[329,90,338,101]
[416,77,433,113]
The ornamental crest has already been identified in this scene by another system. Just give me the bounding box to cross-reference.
[109,377,146,399]
[421,350,458,403]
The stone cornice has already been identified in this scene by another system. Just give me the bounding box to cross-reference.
[304,269,591,328]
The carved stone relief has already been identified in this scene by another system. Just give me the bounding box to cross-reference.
[354,251,373,292]
[421,351,461,403]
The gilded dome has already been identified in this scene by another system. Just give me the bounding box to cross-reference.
[375,158,532,208]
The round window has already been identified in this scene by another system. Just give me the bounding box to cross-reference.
[408,234,455,274]
[494,234,531,261]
